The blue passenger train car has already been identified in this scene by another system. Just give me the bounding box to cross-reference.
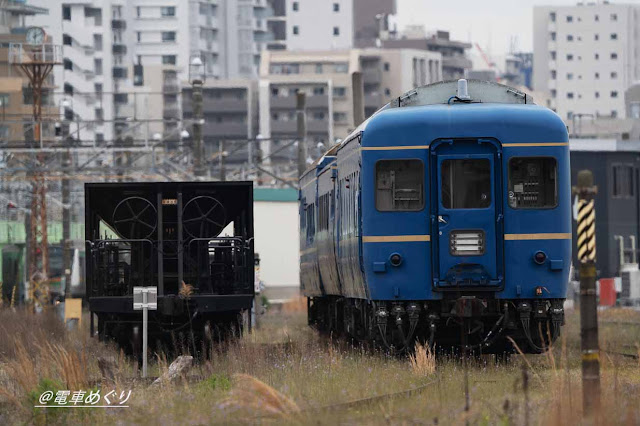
[299,80,570,354]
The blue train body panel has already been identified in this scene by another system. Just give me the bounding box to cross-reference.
[300,97,570,304]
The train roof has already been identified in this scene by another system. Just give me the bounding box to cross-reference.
[302,80,566,179]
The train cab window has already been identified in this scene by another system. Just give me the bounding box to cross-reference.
[375,160,424,211]
[441,159,491,209]
[508,157,557,208]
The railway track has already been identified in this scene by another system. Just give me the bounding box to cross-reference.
[303,379,438,413]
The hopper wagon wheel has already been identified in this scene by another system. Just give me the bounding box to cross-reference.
[182,196,227,239]
[112,197,158,239]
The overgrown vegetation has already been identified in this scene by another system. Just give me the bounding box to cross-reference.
[1,301,640,424]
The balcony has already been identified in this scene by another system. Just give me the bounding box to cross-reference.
[307,119,330,134]
[203,98,249,113]
[111,19,126,30]
[112,44,127,55]
[112,66,128,79]
[270,95,296,109]
[163,81,181,93]
[443,56,473,71]
[203,122,249,138]
[361,67,382,84]
[114,93,128,104]
[163,106,181,119]
[364,93,382,108]
[270,120,297,134]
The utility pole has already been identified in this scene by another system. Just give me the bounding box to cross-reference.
[9,37,62,310]
[296,92,307,178]
[572,169,600,418]
[219,140,226,181]
[352,71,365,127]
[189,56,206,178]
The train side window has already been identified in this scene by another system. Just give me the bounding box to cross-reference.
[441,159,491,209]
[375,159,424,211]
[508,157,558,208]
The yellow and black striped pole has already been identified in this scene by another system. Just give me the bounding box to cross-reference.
[572,169,600,418]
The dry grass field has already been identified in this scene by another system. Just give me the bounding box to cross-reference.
[1,299,640,425]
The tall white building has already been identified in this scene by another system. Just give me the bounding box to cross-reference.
[265,0,396,51]
[533,2,640,121]
[27,0,272,143]
[27,0,136,143]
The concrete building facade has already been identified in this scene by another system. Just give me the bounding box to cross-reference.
[258,48,443,150]
[533,2,640,121]
[381,30,472,80]
[265,0,396,51]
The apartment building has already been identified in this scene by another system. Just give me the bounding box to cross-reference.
[533,2,640,121]
[265,0,397,51]
[182,79,258,172]
[382,29,472,80]
[258,48,442,152]
[27,0,133,143]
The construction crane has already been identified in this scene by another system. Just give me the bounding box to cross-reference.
[474,43,502,79]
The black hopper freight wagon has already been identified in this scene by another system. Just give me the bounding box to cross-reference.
[85,182,254,353]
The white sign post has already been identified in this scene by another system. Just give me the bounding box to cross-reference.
[133,286,157,378]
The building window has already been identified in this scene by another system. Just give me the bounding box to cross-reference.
[333,87,346,97]
[611,91,618,98]
[315,63,322,74]
[269,63,299,74]
[94,34,102,51]
[567,34,573,41]
[567,73,573,80]
[549,12,556,22]
[137,32,141,42]
[631,102,640,119]
[595,91,600,98]
[611,33,618,40]
[611,52,618,60]
[334,63,348,73]
[550,70,557,80]
[312,111,325,120]
[612,110,618,118]
[550,32,556,41]
[566,54,573,61]
[292,1,298,11]
[333,26,340,36]
[136,6,141,17]
[62,5,71,20]
[566,15,573,22]
[162,31,176,42]
[551,89,557,98]
[508,157,558,209]
[595,34,599,41]
[313,86,325,95]
[63,34,72,46]
[333,112,347,122]
[333,3,339,12]
[595,14,599,21]
[161,6,175,17]
[385,88,391,96]
[293,25,299,35]
[595,72,599,79]
[94,58,102,75]
[162,55,176,65]
[550,51,556,60]
[567,92,574,99]
[613,165,634,198]
[376,160,424,211]
[594,53,599,60]
[611,13,617,21]
[384,62,390,71]
[63,59,72,70]
[611,71,618,79]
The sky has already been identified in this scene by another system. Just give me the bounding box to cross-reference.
[395,0,640,60]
